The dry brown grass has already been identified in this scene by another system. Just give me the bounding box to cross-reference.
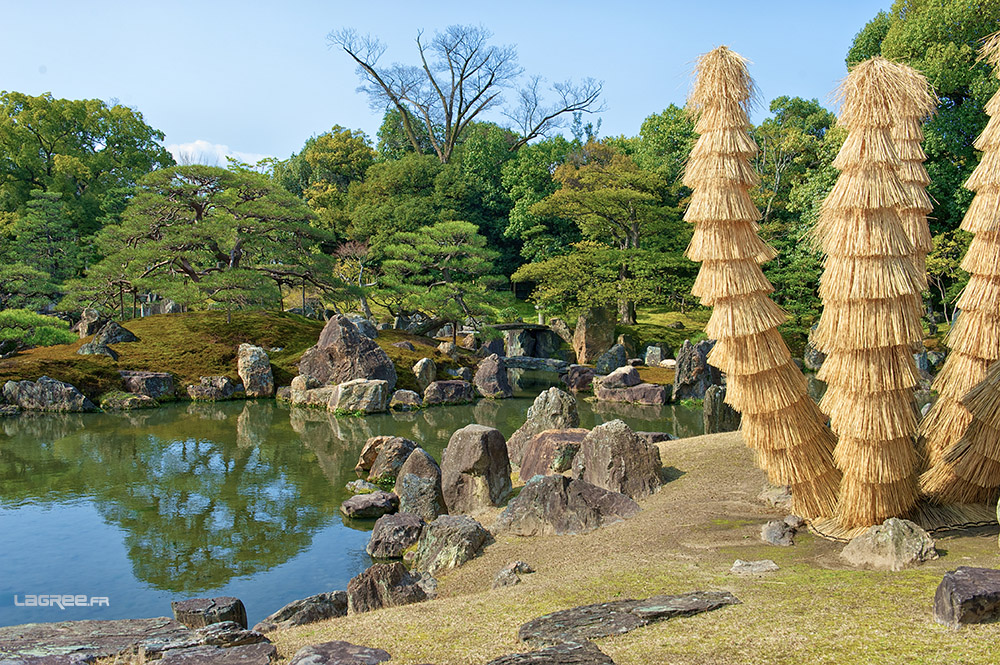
[257,432,1000,664]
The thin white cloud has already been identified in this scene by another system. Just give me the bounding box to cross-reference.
[167,139,271,167]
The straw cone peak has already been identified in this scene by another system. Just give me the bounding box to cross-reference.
[979,30,1000,72]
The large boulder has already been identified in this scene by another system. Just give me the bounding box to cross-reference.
[412,357,437,393]
[345,313,378,339]
[289,641,391,665]
[572,420,662,499]
[519,429,589,480]
[703,385,740,434]
[120,370,174,399]
[94,320,138,346]
[672,339,721,400]
[594,344,627,375]
[252,591,347,633]
[389,389,422,411]
[548,318,574,345]
[561,365,596,392]
[171,597,247,629]
[187,376,240,401]
[2,376,95,412]
[507,388,580,467]
[494,475,640,536]
[504,329,536,357]
[367,512,425,559]
[393,447,446,520]
[423,380,475,406]
[77,342,118,360]
[441,424,512,513]
[935,567,1000,627]
[412,514,492,575]
[573,307,616,365]
[474,353,514,398]
[598,366,640,389]
[840,518,938,571]
[367,437,418,484]
[330,379,390,414]
[74,308,104,337]
[346,562,427,614]
[298,315,397,391]
[593,383,668,406]
[340,491,399,519]
[237,344,274,398]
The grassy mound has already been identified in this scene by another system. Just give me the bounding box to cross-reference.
[0,312,480,400]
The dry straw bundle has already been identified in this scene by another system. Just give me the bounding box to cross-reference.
[921,31,1000,504]
[684,46,841,519]
[813,57,924,528]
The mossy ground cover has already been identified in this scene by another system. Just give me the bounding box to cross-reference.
[620,308,711,354]
[269,432,1000,665]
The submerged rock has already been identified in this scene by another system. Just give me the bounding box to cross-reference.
[340,491,399,519]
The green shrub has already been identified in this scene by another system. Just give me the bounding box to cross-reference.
[0,309,76,352]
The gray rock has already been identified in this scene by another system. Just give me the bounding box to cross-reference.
[928,351,947,373]
[298,315,397,391]
[494,475,640,537]
[77,342,118,360]
[437,341,458,357]
[573,307,616,365]
[0,404,21,417]
[346,314,378,339]
[485,641,615,665]
[474,354,514,398]
[446,366,474,382]
[157,643,277,664]
[119,370,174,399]
[389,389,422,411]
[346,562,427,614]
[392,340,415,351]
[413,357,437,393]
[74,308,104,337]
[703,385,740,434]
[635,431,675,444]
[644,345,664,366]
[252,592,347,633]
[412,514,492,575]
[171,597,247,629]
[367,437,418,483]
[561,365,595,392]
[187,376,240,401]
[346,479,380,494]
[517,591,740,647]
[330,379,390,414]
[803,324,825,372]
[759,485,792,509]
[841,518,938,571]
[141,621,269,657]
[593,383,668,406]
[505,357,570,372]
[505,329,536,357]
[934,566,1000,627]
[508,388,580,467]
[354,436,400,478]
[441,424,512,513]
[492,561,536,589]
[599,366,640,389]
[519,429,589,480]
[367,512,425,559]
[3,376,95,412]
[289,640,391,665]
[594,344,627,375]
[535,330,564,360]
[548,318,574,345]
[93,320,138,346]
[672,339,720,400]
[100,392,158,410]
[423,380,475,406]
[0,618,192,663]
[393,447,445,521]
[730,559,780,575]
[340,491,399,519]
[572,420,662,499]
[237,344,274,398]
[761,520,796,546]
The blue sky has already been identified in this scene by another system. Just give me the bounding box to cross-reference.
[0,0,889,163]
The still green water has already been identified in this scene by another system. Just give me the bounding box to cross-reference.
[0,375,702,627]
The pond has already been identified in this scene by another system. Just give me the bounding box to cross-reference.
[0,373,703,627]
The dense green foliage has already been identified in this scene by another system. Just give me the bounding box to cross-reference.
[0,309,76,355]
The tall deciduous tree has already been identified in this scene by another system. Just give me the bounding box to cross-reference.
[328,25,602,163]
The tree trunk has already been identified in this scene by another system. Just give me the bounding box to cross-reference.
[359,292,373,320]
[618,299,637,326]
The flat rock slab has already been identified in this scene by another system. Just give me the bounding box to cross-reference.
[935,566,1000,627]
[0,617,190,661]
[486,640,616,664]
[288,640,391,665]
[518,591,740,647]
[171,596,247,629]
[158,643,277,664]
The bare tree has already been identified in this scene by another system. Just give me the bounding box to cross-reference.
[328,25,603,162]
